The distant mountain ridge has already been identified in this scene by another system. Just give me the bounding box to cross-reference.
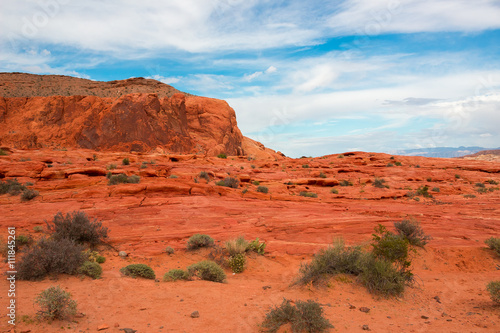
[388,146,500,158]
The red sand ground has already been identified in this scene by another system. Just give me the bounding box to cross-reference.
[0,148,499,332]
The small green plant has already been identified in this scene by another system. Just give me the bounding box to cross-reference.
[35,286,77,320]
[257,186,269,194]
[261,299,333,333]
[251,164,256,169]
[108,173,140,185]
[319,172,327,178]
[16,235,33,247]
[372,178,387,189]
[252,180,260,186]
[455,174,461,179]
[416,185,432,198]
[78,261,102,279]
[216,177,239,189]
[106,164,117,170]
[0,148,7,156]
[33,226,43,233]
[21,188,39,201]
[330,188,338,194]
[0,179,27,195]
[187,234,214,250]
[299,191,318,198]
[302,164,309,168]
[464,194,476,199]
[357,254,406,297]
[394,218,431,248]
[476,182,485,188]
[339,180,352,186]
[165,246,175,255]
[486,281,500,304]
[169,175,179,179]
[199,171,210,182]
[371,225,411,278]
[228,253,246,273]
[226,236,249,256]
[122,158,130,165]
[485,237,500,257]
[338,154,344,158]
[120,264,155,279]
[163,269,189,281]
[487,179,499,185]
[431,187,440,192]
[386,163,394,167]
[187,260,226,283]
[394,161,402,166]
[217,153,227,159]
[247,238,266,255]
[140,163,147,169]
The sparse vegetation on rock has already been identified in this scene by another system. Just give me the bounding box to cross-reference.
[46,211,108,248]
[108,173,140,185]
[299,191,318,198]
[257,185,269,193]
[216,177,239,188]
[187,234,214,250]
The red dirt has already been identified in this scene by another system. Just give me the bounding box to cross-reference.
[1,148,499,332]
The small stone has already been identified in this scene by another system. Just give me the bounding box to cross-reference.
[359,307,370,313]
[120,329,137,333]
[447,319,452,322]
[114,323,120,328]
[421,315,429,320]
[119,251,128,258]
[433,296,441,303]
[362,324,370,331]
[191,311,200,318]
[97,324,109,331]
[349,305,356,309]
[262,285,271,290]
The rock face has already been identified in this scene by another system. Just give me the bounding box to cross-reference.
[0,73,281,158]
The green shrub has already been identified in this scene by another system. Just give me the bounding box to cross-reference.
[96,255,106,264]
[416,185,432,198]
[386,163,394,167]
[163,269,189,281]
[18,238,85,281]
[395,161,402,166]
[371,225,411,275]
[477,187,488,194]
[246,238,266,255]
[455,174,460,179]
[319,172,327,178]
[485,237,500,257]
[120,264,155,279]
[46,211,108,248]
[302,164,309,168]
[295,241,363,286]
[226,236,249,256]
[33,226,43,233]
[122,158,130,165]
[108,173,140,185]
[187,234,214,250]
[339,180,352,186]
[187,260,226,283]
[257,186,269,194]
[21,188,39,201]
[357,255,406,297]
[372,178,387,188]
[199,171,210,182]
[252,180,260,186]
[0,179,27,195]
[35,286,77,320]
[106,164,117,170]
[216,177,239,189]
[0,148,7,156]
[217,153,227,159]
[338,154,344,158]
[431,187,440,192]
[299,191,317,198]
[165,246,175,255]
[330,188,338,194]
[228,253,246,273]
[476,182,485,188]
[78,261,102,279]
[394,218,431,248]
[486,281,500,304]
[261,299,333,333]
[487,179,499,185]
[16,234,33,247]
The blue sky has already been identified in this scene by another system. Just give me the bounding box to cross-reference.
[1,0,500,157]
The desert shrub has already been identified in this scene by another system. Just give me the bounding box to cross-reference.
[486,281,500,304]
[416,185,432,198]
[0,179,26,195]
[16,234,33,247]
[46,211,108,248]
[338,154,344,158]
[395,161,402,166]
[226,236,248,256]
[187,234,214,250]
[108,173,140,185]
[163,269,189,281]
[431,187,440,192]
[21,188,39,201]
[35,286,77,320]
[216,177,239,189]
[299,191,317,198]
[217,153,227,159]
[302,164,309,168]
[339,180,352,186]
[228,253,246,273]
[106,164,117,170]
[357,254,406,297]
[207,245,228,267]
[464,194,476,199]
[487,179,499,185]
[187,260,226,283]
[0,148,7,156]
[122,158,130,165]
[96,255,105,264]
[455,174,460,179]
[246,238,266,255]
[18,238,85,281]
[252,180,260,186]
[319,172,327,178]
[386,163,394,167]
[78,261,102,279]
[295,241,363,286]
[394,218,431,248]
[33,226,43,233]
[476,182,485,188]
[485,237,500,257]
[199,171,210,182]
[372,178,387,188]
[165,246,175,255]
[169,175,179,179]
[120,264,155,279]
[261,299,333,333]
[330,188,338,194]
[257,186,269,194]
[477,187,488,194]
[371,225,411,274]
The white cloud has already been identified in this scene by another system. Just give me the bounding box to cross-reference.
[244,71,263,82]
[265,66,277,74]
[148,74,180,85]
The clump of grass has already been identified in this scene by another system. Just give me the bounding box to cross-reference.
[108,173,140,185]
[187,234,214,250]
[485,237,500,257]
[78,261,102,279]
[299,191,318,198]
[252,180,260,186]
[216,177,239,189]
[187,260,226,283]
[163,269,189,282]
[257,186,269,194]
[394,218,431,248]
[339,180,353,186]
[464,194,476,199]
[35,286,77,320]
[486,281,500,304]
[122,158,130,165]
[319,172,327,178]
[199,171,210,182]
[372,178,387,189]
[225,236,249,256]
[455,174,461,179]
[261,299,333,333]
[394,161,402,166]
[217,153,227,159]
[338,154,344,158]
[120,264,155,279]
[330,188,338,194]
